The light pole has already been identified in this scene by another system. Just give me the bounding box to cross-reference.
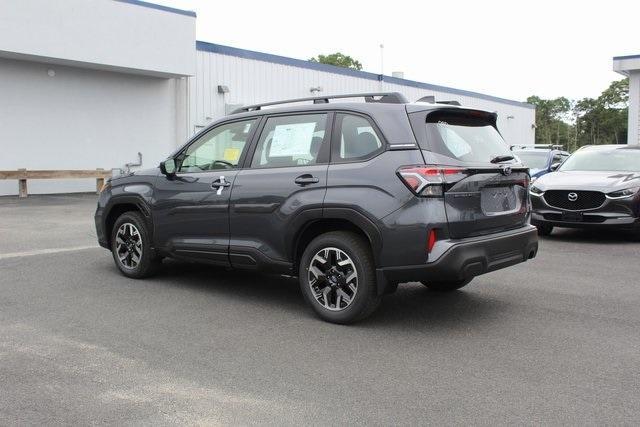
[379,43,384,91]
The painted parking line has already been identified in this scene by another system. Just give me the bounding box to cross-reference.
[0,245,99,260]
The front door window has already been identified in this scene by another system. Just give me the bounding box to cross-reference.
[178,119,256,173]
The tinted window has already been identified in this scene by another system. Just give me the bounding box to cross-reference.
[514,151,549,169]
[179,119,256,172]
[334,114,383,162]
[425,111,512,163]
[559,148,640,172]
[251,114,327,168]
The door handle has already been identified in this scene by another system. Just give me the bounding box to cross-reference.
[294,174,319,185]
[211,176,231,195]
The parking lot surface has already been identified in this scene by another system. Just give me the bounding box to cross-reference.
[1,194,639,425]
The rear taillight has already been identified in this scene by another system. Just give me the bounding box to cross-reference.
[397,166,467,197]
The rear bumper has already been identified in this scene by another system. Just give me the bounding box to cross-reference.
[376,225,538,291]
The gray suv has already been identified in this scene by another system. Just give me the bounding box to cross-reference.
[95,93,538,324]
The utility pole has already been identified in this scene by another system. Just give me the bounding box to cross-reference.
[379,43,384,91]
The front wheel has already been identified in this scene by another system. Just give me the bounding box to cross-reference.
[299,231,380,324]
[110,211,160,279]
[420,278,472,292]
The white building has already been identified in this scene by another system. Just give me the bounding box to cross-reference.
[613,54,640,145]
[0,0,535,196]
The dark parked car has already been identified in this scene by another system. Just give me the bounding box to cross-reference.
[511,144,570,182]
[95,93,538,323]
[530,144,640,236]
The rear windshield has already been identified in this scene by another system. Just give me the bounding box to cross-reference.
[559,148,640,172]
[513,151,549,169]
[424,111,513,163]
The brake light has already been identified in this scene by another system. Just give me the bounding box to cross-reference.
[397,166,467,197]
[427,228,437,253]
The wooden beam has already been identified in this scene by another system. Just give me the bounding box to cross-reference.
[0,169,112,180]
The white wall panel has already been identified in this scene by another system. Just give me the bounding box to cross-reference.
[0,58,182,196]
[191,50,535,146]
[0,0,196,77]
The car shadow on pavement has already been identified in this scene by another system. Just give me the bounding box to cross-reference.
[542,227,639,244]
[154,259,307,313]
[127,259,509,329]
[364,284,509,329]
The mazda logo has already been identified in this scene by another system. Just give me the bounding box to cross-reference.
[501,167,512,176]
[568,192,578,202]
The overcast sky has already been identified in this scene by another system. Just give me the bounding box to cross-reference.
[155,0,637,103]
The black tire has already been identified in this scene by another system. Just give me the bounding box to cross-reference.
[420,278,472,292]
[299,231,381,324]
[536,223,553,236]
[110,211,161,279]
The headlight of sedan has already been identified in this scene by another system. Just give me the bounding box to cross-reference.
[529,185,544,196]
[606,187,640,200]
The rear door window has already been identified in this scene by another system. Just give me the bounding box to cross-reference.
[250,114,327,168]
[424,111,512,163]
[333,114,383,162]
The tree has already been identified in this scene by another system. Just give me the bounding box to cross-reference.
[574,79,628,147]
[309,53,363,70]
[527,78,628,151]
[526,96,572,147]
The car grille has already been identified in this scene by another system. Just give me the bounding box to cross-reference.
[543,190,606,211]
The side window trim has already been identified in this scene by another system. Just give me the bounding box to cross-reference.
[244,112,333,170]
[330,112,386,164]
[174,117,261,174]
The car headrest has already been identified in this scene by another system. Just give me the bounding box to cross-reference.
[346,132,378,158]
[310,136,323,158]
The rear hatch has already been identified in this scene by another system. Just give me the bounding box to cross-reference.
[407,107,530,239]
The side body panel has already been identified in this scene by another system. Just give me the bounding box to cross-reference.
[95,168,159,249]
[229,165,328,271]
[324,149,445,267]
[152,171,238,265]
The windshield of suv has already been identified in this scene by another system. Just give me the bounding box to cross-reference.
[559,148,640,172]
[425,111,513,163]
[513,151,549,169]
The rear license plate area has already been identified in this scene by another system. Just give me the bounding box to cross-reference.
[561,211,583,222]
[480,186,519,215]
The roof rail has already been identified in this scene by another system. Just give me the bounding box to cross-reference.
[230,92,409,114]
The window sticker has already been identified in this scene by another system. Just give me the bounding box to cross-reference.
[269,122,316,156]
[223,147,241,163]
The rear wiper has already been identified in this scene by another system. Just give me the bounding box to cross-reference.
[490,155,515,163]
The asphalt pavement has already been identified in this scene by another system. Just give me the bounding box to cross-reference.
[1,194,639,425]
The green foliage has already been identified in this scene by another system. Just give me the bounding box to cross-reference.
[309,52,363,70]
[528,78,629,151]
[526,96,573,147]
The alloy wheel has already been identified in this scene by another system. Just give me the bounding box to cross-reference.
[308,247,358,311]
[115,223,143,269]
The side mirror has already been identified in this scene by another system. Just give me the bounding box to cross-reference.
[550,162,562,171]
[160,158,176,176]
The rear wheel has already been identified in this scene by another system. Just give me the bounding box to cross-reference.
[420,278,472,292]
[110,211,160,279]
[536,223,553,236]
[299,231,380,324]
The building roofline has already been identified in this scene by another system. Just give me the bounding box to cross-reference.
[613,54,640,61]
[115,0,196,17]
[196,40,534,110]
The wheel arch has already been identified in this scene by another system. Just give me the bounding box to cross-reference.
[292,209,383,274]
[104,196,153,248]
